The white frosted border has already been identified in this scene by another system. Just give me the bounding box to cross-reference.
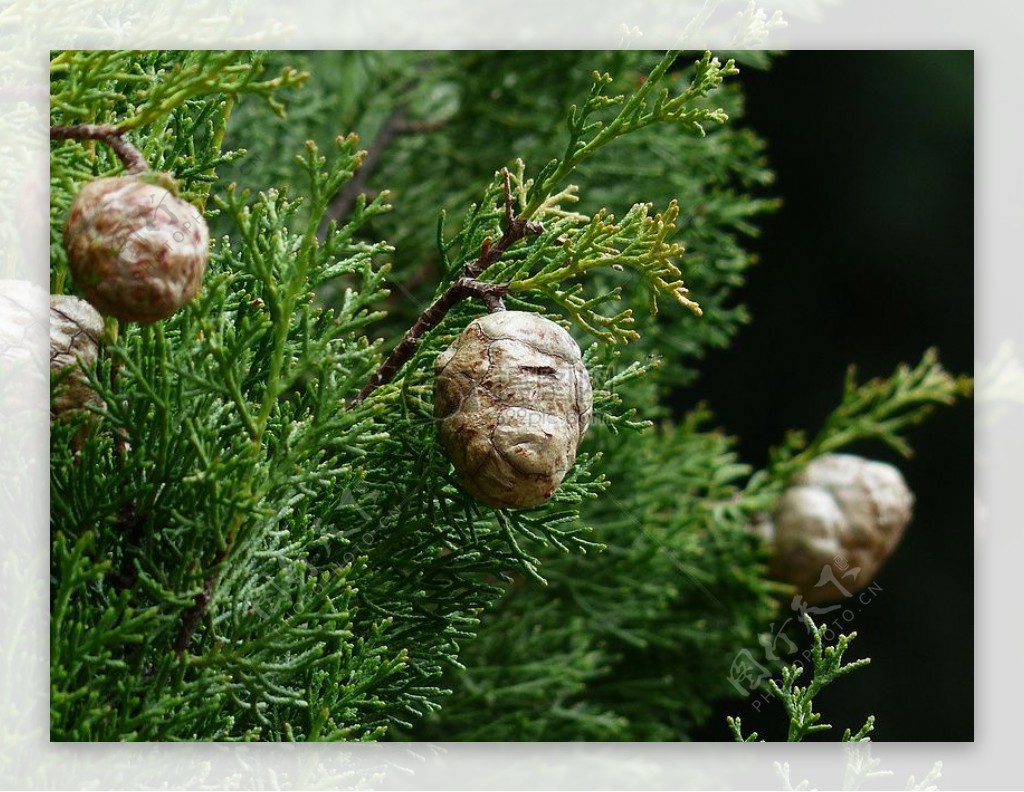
[3,0,1010,788]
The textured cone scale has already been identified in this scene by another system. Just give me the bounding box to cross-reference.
[434,310,593,509]
[768,453,914,604]
[63,175,209,323]
[50,294,105,421]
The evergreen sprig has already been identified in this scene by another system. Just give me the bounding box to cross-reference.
[505,193,700,342]
[484,52,736,344]
[522,51,739,218]
[741,348,972,512]
[49,50,306,127]
[727,615,874,742]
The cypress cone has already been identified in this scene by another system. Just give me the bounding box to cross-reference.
[63,175,209,323]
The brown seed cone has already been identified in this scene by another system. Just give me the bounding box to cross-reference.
[768,453,914,604]
[63,175,209,323]
[434,311,593,509]
[50,294,105,422]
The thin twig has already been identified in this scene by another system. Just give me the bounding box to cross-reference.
[106,503,144,591]
[174,547,227,656]
[50,124,149,174]
[352,169,542,406]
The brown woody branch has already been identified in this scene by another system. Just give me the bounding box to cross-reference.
[174,547,228,656]
[50,124,149,174]
[352,169,542,406]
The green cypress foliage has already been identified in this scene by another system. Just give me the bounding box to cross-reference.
[49,50,968,741]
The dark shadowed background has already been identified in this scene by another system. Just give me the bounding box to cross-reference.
[684,51,974,741]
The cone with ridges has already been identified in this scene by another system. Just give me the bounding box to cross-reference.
[50,294,104,422]
[765,453,914,604]
[434,310,593,509]
[63,175,209,323]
